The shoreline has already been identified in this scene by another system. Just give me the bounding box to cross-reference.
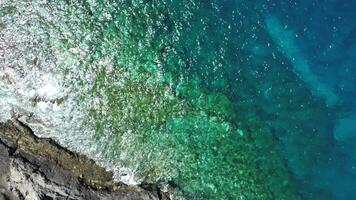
[0,120,169,200]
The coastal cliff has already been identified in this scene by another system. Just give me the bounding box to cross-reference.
[0,120,169,200]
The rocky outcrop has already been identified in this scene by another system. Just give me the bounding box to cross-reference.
[0,120,169,200]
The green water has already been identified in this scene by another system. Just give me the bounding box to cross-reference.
[0,0,333,199]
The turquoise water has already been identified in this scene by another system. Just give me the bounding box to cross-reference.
[263,1,356,199]
[0,0,355,199]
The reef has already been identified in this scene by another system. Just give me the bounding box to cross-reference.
[0,120,169,200]
[0,1,334,199]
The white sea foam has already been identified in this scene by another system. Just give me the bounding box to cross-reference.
[0,0,139,185]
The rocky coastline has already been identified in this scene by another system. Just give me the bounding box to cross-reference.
[0,120,169,200]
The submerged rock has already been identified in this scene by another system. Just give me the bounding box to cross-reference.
[0,120,168,200]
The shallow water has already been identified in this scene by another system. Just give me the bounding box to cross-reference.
[0,0,355,199]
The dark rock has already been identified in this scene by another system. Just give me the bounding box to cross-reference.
[0,120,168,200]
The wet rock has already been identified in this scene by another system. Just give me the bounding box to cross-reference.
[0,120,167,200]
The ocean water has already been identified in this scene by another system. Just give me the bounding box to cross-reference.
[262,1,356,199]
[0,0,355,199]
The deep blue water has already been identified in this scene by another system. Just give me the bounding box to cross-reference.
[1,0,355,199]
[262,0,356,199]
